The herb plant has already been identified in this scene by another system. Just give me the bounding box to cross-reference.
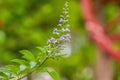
[0,1,71,80]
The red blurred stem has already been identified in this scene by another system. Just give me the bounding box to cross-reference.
[104,14,120,32]
[81,0,120,61]
[81,0,97,22]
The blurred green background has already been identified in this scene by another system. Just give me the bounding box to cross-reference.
[0,0,120,80]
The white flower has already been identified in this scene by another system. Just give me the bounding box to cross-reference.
[62,28,65,32]
[66,34,71,39]
[53,28,59,35]
[58,24,62,27]
[65,28,70,32]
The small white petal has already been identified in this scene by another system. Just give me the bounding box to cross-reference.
[62,28,65,32]
[58,24,62,26]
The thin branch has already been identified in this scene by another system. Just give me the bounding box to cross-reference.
[17,57,49,80]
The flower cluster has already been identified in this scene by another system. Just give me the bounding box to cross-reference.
[46,1,71,56]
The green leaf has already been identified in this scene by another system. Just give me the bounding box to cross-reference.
[3,71,12,79]
[20,50,35,61]
[36,47,47,62]
[0,71,8,80]
[46,68,60,80]
[6,65,19,75]
[11,59,28,65]
[39,53,47,62]
[37,47,48,55]
[29,61,37,68]
[36,47,45,53]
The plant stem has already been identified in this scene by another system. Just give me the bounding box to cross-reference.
[17,57,49,80]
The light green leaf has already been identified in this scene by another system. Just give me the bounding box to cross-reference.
[20,50,35,61]
[36,47,45,53]
[36,47,47,55]
[39,53,47,62]
[36,47,47,62]
[6,65,18,75]
[46,68,60,80]
[11,59,28,65]
[0,69,12,79]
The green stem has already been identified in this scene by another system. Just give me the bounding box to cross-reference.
[17,57,49,80]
